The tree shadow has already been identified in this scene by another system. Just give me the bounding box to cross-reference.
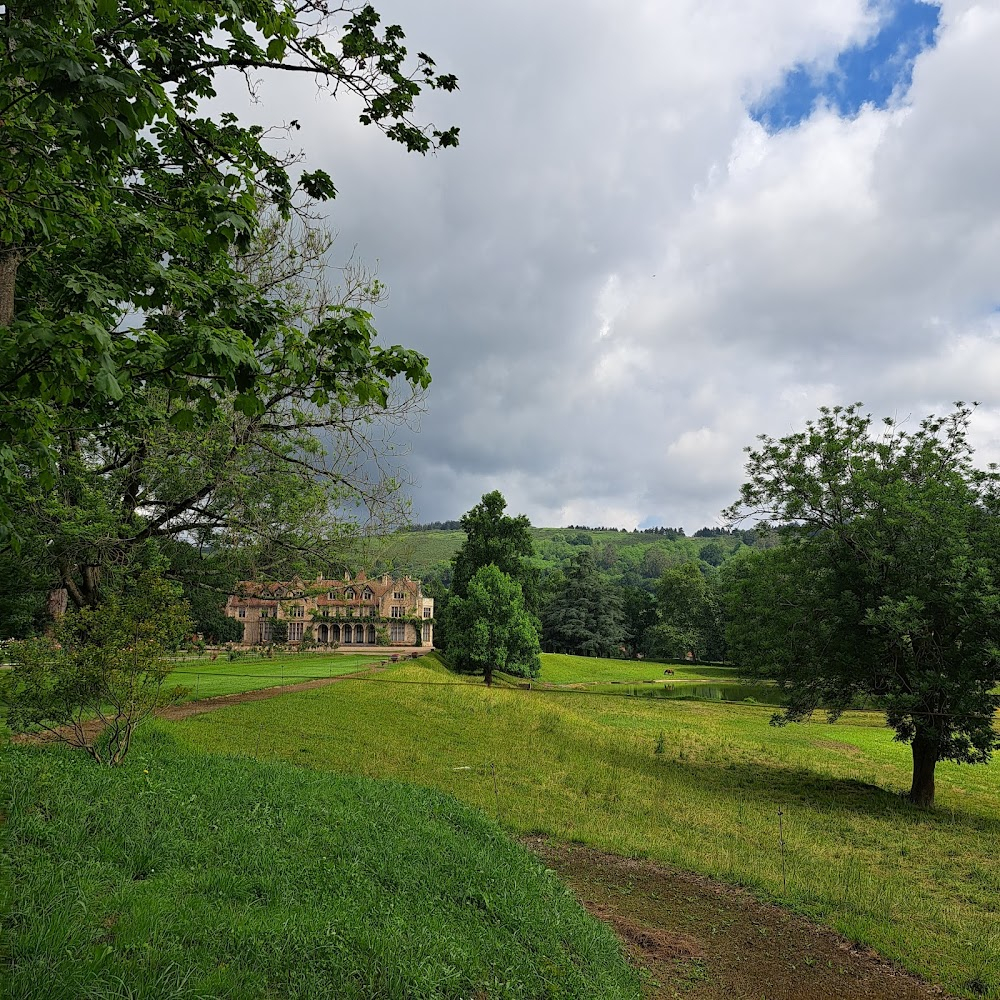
[594,735,1000,835]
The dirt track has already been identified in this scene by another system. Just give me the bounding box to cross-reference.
[528,838,954,1000]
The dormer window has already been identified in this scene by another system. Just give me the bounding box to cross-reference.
[345,588,355,600]
[362,587,373,600]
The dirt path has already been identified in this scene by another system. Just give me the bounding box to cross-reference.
[527,838,954,1000]
[10,664,390,745]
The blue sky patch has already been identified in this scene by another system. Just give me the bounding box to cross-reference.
[751,1,940,132]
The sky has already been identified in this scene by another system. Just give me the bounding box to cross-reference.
[216,0,1000,531]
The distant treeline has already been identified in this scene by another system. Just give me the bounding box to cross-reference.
[693,527,757,544]
[565,525,687,538]
[406,521,756,544]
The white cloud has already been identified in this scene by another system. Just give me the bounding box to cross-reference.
[206,0,1000,530]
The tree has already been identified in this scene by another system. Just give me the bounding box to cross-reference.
[449,491,539,610]
[723,403,1000,808]
[442,491,539,675]
[620,586,658,658]
[16,212,428,611]
[698,541,726,567]
[1,1,457,545]
[444,565,540,686]
[542,550,624,657]
[2,565,191,764]
[646,562,723,661]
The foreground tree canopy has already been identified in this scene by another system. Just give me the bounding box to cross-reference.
[723,404,1000,807]
[0,1,458,604]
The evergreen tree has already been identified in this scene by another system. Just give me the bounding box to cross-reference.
[542,551,624,657]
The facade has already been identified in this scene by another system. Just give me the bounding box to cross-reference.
[225,572,434,648]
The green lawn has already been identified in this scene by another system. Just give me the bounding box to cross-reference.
[1,734,640,999]
[173,657,1000,1000]
[164,651,388,700]
[537,652,738,685]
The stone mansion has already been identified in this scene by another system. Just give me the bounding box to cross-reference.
[225,572,434,648]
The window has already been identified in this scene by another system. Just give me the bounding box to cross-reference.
[345,588,355,600]
[423,607,432,618]
[362,588,373,600]
[393,591,405,600]
[390,622,406,642]
[327,591,335,600]
[391,606,404,618]
[288,622,304,641]
[290,605,304,618]
[238,607,246,618]
[261,609,270,619]
[422,623,431,642]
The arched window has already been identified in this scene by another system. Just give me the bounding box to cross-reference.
[342,624,353,643]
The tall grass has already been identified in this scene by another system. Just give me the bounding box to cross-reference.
[0,733,640,999]
[173,660,1000,999]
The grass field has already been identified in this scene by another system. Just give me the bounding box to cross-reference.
[537,653,738,685]
[172,657,1000,999]
[163,651,387,700]
[1,733,640,999]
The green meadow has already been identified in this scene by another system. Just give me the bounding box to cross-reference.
[0,733,639,1000]
[537,653,737,685]
[171,654,1000,999]
[164,652,387,700]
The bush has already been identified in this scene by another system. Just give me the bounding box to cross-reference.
[0,569,191,764]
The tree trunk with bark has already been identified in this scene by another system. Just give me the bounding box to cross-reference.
[0,247,19,327]
[909,732,939,808]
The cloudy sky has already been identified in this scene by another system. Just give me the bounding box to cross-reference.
[223,0,1000,531]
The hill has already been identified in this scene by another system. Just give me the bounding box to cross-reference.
[384,526,747,588]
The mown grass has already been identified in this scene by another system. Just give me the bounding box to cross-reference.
[172,659,1000,999]
[164,651,387,700]
[537,653,737,685]
[0,732,641,1000]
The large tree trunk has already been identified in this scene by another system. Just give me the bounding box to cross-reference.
[46,587,68,620]
[0,247,20,327]
[909,733,938,808]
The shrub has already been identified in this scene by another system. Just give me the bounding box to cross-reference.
[0,570,191,764]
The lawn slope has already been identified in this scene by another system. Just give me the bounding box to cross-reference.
[0,733,640,1000]
[172,658,1000,999]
